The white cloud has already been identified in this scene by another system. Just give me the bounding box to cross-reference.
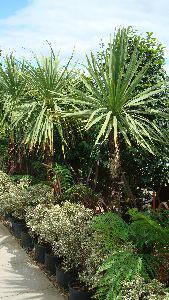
[0,0,168,72]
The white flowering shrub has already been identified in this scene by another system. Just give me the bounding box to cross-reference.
[25,204,52,240]
[0,170,55,220]
[0,171,26,218]
[120,276,169,300]
[24,183,55,207]
[25,201,93,269]
[12,184,54,220]
[37,204,62,244]
[0,171,13,193]
[51,201,94,271]
[11,175,33,189]
[79,229,109,288]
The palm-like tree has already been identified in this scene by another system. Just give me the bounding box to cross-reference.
[66,28,168,208]
[9,53,75,176]
[0,54,26,128]
[0,54,27,173]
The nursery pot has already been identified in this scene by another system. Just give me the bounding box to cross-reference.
[32,235,38,245]
[35,243,47,264]
[12,220,27,238]
[21,232,34,251]
[9,216,17,230]
[69,281,92,300]
[45,253,62,275]
[4,213,12,221]
[55,266,76,289]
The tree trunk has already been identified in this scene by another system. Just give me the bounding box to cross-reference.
[16,145,23,174]
[109,132,122,211]
[44,143,53,181]
[121,172,136,206]
[8,134,16,175]
[43,142,61,197]
[108,132,136,211]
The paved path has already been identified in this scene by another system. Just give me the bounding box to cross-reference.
[0,222,66,300]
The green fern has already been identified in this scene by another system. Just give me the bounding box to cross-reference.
[95,250,147,300]
[91,212,129,251]
[91,210,169,300]
[128,208,169,253]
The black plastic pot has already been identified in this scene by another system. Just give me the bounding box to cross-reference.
[4,213,12,221]
[12,221,27,238]
[69,282,92,300]
[34,243,47,264]
[44,253,62,275]
[21,232,34,251]
[9,216,17,231]
[55,267,76,289]
[33,235,38,245]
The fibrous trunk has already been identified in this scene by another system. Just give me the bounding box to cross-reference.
[44,143,53,181]
[44,142,61,196]
[109,132,135,211]
[8,134,16,174]
[109,136,122,211]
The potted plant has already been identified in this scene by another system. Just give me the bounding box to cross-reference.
[51,201,94,289]
[120,276,169,300]
[82,210,169,300]
[0,171,20,218]
[17,183,56,245]
[44,252,62,275]
[36,203,64,274]
[12,219,27,238]
[68,281,92,300]
[25,203,53,263]
[34,243,50,264]
[0,171,28,235]
[21,231,34,250]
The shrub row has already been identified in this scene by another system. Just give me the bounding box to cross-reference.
[0,170,169,299]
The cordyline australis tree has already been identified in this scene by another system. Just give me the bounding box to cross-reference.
[6,52,75,182]
[65,27,168,210]
[0,54,27,174]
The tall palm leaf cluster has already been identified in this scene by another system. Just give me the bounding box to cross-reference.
[14,55,73,153]
[0,27,168,206]
[64,27,168,208]
[0,55,27,173]
[0,52,76,175]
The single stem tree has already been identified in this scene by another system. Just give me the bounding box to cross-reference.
[0,54,27,174]
[66,27,168,210]
[10,52,74,180]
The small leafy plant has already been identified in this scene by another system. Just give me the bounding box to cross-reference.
[52,201,94,271]
[0,170,55,220]
[120,276,169,300]
[57,183,102,210]
[25,204,52,241]
[82,210,169,299]
[53,163,74,191]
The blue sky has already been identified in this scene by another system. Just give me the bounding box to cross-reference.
[0,0,168,72]
[0,0,29,18]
